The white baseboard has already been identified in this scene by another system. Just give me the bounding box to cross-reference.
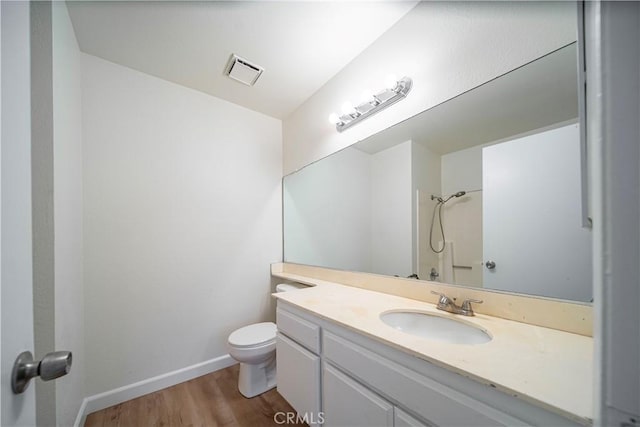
[73,354,236,427]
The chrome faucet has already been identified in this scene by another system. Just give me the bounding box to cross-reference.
[430,291,483,316]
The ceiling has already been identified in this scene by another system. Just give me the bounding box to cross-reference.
[67,1,417,119]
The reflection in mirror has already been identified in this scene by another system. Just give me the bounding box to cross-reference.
[283,43,592,302]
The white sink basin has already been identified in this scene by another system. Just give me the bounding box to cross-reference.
[380,311,492,345]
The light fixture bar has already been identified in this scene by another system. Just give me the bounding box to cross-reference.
[333,76,413,132]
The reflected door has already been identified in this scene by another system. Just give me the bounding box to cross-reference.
[482,124,592,301]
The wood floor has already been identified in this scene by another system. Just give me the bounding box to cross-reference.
[84,364,306,427]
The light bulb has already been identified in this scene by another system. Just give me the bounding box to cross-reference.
[341,101,356,116]
[328,113,340,125]
[384,74,398,90]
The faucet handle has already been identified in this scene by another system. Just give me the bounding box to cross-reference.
[430,290,451,304]
[461,298,483,315]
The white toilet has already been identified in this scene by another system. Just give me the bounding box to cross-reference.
[227,282,308,398]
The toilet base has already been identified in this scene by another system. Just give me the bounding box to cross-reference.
[238,355,276,398]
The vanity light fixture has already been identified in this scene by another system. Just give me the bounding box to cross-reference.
[328,75,413,132]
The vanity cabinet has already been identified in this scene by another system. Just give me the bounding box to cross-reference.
[276,302,584,427]
[276,333,321,424]
[322,363,395,427]
[276,308,321,427]
[323,331,521,426]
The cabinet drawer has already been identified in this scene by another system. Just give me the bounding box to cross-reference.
[276,333,321,426]
[323,331,528,427]
[323,363,393,427]
[277,307,321,353]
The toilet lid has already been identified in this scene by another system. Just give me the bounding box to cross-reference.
[228,322,277,348]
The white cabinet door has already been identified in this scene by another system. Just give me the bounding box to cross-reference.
[323,363,393,427]
[395,408,431,427]
[276,333,321,426]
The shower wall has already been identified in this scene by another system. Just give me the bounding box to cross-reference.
[440,146,484,286]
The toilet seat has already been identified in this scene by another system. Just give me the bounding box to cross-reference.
[228,322,276,348]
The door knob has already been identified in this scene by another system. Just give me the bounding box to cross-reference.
[11,350,72,394]
[485,260,496,270]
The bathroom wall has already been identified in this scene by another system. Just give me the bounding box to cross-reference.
[284,141,420,277]
[284,147,372,272]
[440,146,483,286]
[370,141,412,276]
[441,146,483,196]
[81,54,282,395]
[283,1,577,174]
[412,143,442,279]
[52,2,85,425]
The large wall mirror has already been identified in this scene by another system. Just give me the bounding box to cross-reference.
[283,43,592,303]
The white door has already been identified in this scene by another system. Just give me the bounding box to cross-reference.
[1,2,37,425]
[482,124,592,301]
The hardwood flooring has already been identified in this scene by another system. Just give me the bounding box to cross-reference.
[84,364,306,427]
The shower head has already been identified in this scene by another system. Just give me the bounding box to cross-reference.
[432,190,466,205]
[439,190,466,204]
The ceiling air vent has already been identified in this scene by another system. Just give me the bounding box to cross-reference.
[224,54,264,86]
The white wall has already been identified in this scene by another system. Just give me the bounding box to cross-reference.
[52,3,85,425]
[81,54,282,395]
[370,141,412,276]
[283,1,577,175]
[284,140,436,278]
[412,142,441,278]
[284,147,371,272]
[441,146,483,196]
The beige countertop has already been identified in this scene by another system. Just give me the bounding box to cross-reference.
[272,273,593,425]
